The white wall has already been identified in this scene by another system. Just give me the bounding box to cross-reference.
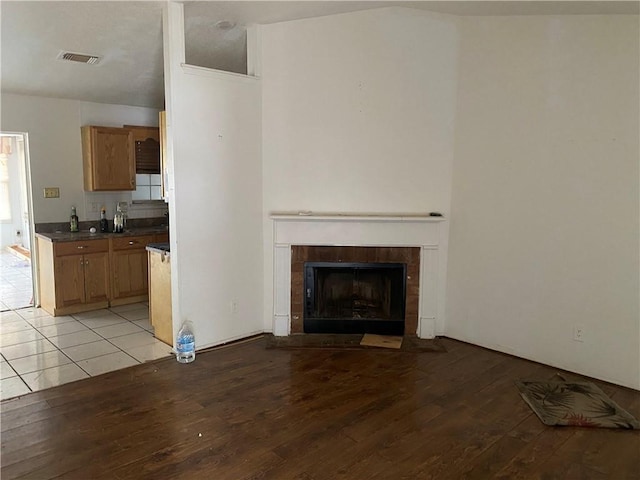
[0,93,162,224]
[447,16,640,388]
[260,7,459,331]
[1,94,85,224]
[261,8,458,214]
[164,3,264,348]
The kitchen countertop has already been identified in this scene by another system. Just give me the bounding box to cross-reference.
[146,242,170,255]
[35,226,169,243]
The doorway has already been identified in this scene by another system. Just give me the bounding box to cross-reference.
[0,132,36,311]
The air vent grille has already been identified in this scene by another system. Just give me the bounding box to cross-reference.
[58,51,101,65]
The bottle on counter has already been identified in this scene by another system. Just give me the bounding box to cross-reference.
[99,207,109,233]
[176,320,196,364]
[70,206,79,232]
[113,204,124,233]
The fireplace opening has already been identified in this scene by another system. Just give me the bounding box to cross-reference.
[304,262,406,335]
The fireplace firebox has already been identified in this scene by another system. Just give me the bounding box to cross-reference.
[303,262,406,334]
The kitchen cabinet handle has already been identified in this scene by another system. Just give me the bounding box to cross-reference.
[77,245,86,249]
[129,241,135,245]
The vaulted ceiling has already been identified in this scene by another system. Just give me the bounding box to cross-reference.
[1,1,637,109]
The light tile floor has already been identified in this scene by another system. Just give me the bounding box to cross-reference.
[0,250,33,311]
[0,302,174,401]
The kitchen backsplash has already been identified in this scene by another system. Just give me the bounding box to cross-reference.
[83,191,168,222]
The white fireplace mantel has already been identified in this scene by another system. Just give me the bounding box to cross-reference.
[269,212,448,339]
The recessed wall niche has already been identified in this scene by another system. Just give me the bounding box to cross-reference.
[183,2,247,75]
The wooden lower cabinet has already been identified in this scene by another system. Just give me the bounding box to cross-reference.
[38,238,110,316]
[155,232,169,244]
[148,249,173,346]
[83,253,111,304]
[55,252,110,307]
[37,231,169,316]
[110,235,155,306]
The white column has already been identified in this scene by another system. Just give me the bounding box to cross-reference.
[273,244,291,336]
[419,246,438,339]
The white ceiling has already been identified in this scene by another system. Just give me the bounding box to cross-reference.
[1,1,638,109]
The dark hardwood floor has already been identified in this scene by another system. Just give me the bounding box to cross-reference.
[1,337,639,479]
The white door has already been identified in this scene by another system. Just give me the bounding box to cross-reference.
[17,137,31,251]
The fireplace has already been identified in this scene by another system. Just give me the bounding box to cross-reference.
[304,262,406,334]
[269,213,447,339]
[290,246,420,335]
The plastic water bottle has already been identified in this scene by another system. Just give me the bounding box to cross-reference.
[176,320,195,363]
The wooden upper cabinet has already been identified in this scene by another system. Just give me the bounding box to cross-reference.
[126,125,160,144]
[82,126,136,191]
[125,125,161,175]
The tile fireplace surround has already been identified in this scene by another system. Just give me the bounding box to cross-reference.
[269,213,448,338]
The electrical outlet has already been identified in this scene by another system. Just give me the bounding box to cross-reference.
[230,301,239,315]
[573,325,585,342]
[90,202,99,213]
[43,187,60,198]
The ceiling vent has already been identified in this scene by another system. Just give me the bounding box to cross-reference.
[57,51,101,65]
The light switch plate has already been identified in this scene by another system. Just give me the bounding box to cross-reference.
[43,187,60,198]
